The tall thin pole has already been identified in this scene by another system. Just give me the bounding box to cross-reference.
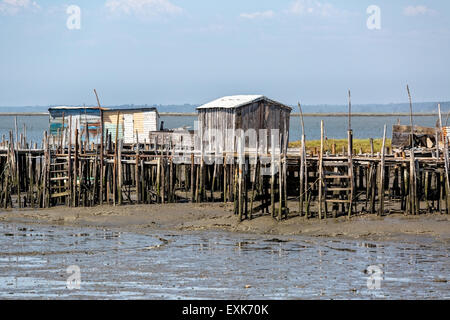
[14,116,18,150]
[348,89,352,131]
[318,120,324,220]
[347,91,354,217]
[61,112,65,153]
[378,124,387,216]
[94,89,104,204]
[407,85,416,214]
[438,103,450,213]
[407,85,414,148]
[113,111,120,206]
[298,102,307,217]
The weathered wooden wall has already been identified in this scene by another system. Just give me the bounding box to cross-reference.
[197,100,291,155]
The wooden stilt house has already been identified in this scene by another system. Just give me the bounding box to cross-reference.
[196,95,292,155]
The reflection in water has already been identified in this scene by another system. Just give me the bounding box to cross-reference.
[0,222,448,299]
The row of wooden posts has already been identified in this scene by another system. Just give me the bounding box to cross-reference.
[0,119,449,220]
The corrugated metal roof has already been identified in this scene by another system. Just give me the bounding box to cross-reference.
[196,95,292,110]
[106,107,158,114]
[48,106,155,112]
[48,107,103,118]
[48,106,102,110]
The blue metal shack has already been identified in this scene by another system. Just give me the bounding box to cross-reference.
[48,106,103,143]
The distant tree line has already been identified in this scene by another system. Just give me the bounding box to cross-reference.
[1,101,449,114]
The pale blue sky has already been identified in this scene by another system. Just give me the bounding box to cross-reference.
[1,0,449,107]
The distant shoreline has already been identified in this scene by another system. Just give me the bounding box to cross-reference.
[292,112,439,117]
[0,112,440,117]
[0,112,49,116]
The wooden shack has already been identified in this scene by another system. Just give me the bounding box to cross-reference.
[103,107,160,144]
[196,95,291,154]
[48,106,102,144]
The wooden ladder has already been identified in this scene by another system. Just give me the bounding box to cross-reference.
[322,160,353,217]
[318,127,354,219]
[49,155,70,204]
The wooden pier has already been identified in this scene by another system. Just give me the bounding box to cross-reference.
[0,123,449,220]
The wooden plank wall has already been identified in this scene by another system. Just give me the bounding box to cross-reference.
[197,100,291,155]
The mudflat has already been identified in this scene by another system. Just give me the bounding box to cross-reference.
[0,203,449,242]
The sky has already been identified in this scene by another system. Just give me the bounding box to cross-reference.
[0,0,449,107]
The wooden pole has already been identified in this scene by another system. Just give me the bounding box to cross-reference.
[278,151,283,221]
[347,129,354,218]
[238,135,243,221]
[113,111,120,206]
[270,140,275,218]
[249,158,258,220]
[347,90,354,218]
[190,153,195,202]
[118,139,123,205]
[407,85,417,215]
[378,124,387,216]
[407,85,415,149]
[348,90,352,130]
[68,116,72,206]
[135,132,140,204]
[223,155,227,203]
[318,120,324,219]
[438,103,450,213]
[73,128,78,207]
[298,102,306,217]
[94,89,104,205]
[156,157,161,203]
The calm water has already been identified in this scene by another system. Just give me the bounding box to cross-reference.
[0,115,440,146]
[0,222,448,299]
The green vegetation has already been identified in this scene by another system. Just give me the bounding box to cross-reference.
[289,138,392,154]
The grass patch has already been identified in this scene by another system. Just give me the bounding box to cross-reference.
[289,138,392,154]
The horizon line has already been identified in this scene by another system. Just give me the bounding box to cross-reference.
[1,100,450,108]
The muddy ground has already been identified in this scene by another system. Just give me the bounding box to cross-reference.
[0,202,449,243]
